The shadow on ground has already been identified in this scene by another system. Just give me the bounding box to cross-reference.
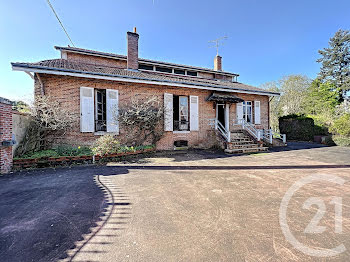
[0,166,128,262]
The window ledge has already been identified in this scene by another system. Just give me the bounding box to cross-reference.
[173,131,190,134]
[94,131,119,136]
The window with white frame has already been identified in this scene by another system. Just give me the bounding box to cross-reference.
[173,95,189,131]
[80,87,119,133]
[243,101,252,123]
[164,93,199,132]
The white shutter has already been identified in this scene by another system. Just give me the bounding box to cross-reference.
[164,93,173,131]
[106,89,119,133]
[254,101,261,124]
[236,102,243,120]
[190,95,199,131]
[80,87,94,132]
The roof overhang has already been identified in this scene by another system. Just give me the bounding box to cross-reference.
[207,92,245,103]
[11,63,280,97]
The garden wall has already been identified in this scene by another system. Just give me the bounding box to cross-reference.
[12,111,31,154]
[0,97,13,174]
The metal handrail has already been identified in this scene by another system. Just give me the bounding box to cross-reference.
[209,118,230,142]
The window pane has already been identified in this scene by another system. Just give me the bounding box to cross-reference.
[156,66,172,73]
[179,97,188,119]
[247,106,252,123]
[179,96,189,130]
[187,71,197,76]
[174,69,185,75]
[139,64,153,70]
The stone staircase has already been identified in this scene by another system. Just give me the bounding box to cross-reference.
[224,130,268,154]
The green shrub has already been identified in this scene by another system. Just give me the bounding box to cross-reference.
[54,145,92,156]
[324,136,336,146]
[330,114,350,137]
[15,146,93,159]
[279,114,310,121]
[313,125,328,136]
[279,114,315,141]
[333,135,350,147]
[118,144,155,153]
[91,134,120,156]
[18,149,59,159]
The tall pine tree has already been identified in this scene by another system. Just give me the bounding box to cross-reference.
[317,29,350,96]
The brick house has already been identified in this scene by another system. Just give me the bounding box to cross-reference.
[12,29,280,152]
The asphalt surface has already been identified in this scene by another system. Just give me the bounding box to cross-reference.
[0,166,111,262]
[1,143,350,261]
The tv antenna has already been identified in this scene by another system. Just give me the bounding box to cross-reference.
[209,36,228,56]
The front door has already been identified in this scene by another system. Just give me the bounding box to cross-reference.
[217,104,225,127]
[216,103,230,131]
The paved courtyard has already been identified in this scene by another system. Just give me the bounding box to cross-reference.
[1,143,350,261]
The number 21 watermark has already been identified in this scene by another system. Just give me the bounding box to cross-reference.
[279,174,346,257]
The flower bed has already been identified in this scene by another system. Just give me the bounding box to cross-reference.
[13,146,155,170]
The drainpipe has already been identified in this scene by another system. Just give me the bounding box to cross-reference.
[35,73,45,96]
[268,96,275,130]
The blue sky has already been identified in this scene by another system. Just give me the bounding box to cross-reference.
[1,0,349,101]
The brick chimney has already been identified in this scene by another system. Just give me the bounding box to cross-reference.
[127,27,139,70]
[214,55,222,71]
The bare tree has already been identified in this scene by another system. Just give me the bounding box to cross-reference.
[15,96,77,156]
[118,95,164,146]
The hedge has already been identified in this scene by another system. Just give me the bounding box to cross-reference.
[279,114,320,141]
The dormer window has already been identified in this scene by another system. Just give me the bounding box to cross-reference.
[138,63,201,78]
[174,69,185,75]
[139,64,153,71]
[156,66,172,73]
[187,71,197,76]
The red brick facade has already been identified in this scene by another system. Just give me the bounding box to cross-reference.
[0,98,13,174]
[13,30,275,151]
[35,74,269,150]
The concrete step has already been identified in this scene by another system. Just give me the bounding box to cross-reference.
[227,144,259,149]
[224,147,268,154]
[230,133,248,138]
[230,138,253,142]
[231,136,251,140]
[229,141,255,145]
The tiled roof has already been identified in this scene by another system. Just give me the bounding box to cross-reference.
[11,59,279,96]
[55,46,239,76]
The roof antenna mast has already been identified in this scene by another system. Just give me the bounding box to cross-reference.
[209,36,228,56]
[46,0,75,47]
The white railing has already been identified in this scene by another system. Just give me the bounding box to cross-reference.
[233,119,262,141]
[209,118,231,142]
[233,119,286,144]
[264,129,287,144]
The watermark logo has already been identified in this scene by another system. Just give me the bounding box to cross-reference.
[279,174,346,257]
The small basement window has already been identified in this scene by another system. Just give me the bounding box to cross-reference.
[139,64,154,71]
[156,66,172,73]
[187,71,198,76]
[174,69,185,75]
[174,140,188,147]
